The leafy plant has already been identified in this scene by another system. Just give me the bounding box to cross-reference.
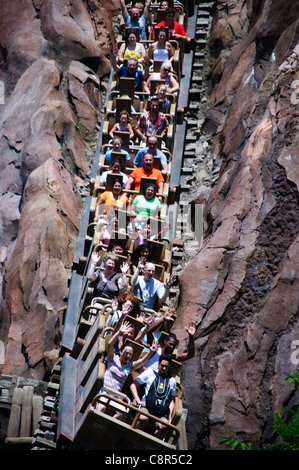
[219,436,252,450]
[219,372,299,450]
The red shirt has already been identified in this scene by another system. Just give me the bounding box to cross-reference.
[155,20,188,39]
[129,167,164,193]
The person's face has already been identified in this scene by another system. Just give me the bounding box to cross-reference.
[125,327,135,340]
[113,245,124,255]
[105,259,115,270]
[164,338,177,354]
[127,60,137,74]
[161,1,169,9]
[112,162,121,172]
[150,100,159,114]
[121,345,133,362]
[128,33,137,44]
[141,247,150,257]
[158,359,170,376]
[113,139,122,151]
[148,138,158,153]
[122,300,133,314]
[158,87,167,99]
[144,263,155,280]
[143,154,154,171]
[161,66,171,78]
[131,8,140,21]
[145,186,155,199]
[120,114,128,125]
[158,31,166,42]
[165,13,175,24]
[113,181,122,194]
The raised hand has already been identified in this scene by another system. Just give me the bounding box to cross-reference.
[166,274,176,287]
[120,261,130,274]
[91,251,101,265]
[185,320,196,337]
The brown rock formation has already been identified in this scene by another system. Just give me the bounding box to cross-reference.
[174,0,299,449]
[0,0,119,379]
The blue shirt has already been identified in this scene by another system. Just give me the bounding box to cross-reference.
[104,148,131,163]
[133,147,167,170]
[118,66,144,92]
[125,14,148,41]
[133,276,165,310]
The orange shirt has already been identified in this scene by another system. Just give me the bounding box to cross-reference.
[129,167,164,193]
[99,191,129,214]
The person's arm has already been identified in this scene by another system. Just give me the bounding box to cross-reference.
[87,251,101,282]
[143,74,151,94]
[107,320,131,360]
[157,180,164,194]
[168,396,175,423]
[117,261,130,289]
[142,55,150,79]
[175,320,196,363]
[161,160,168,175]
[130,259,145,286]
[125,175,135,192]
[130,379,145,406]
[94,196,105,222]
[119,0,129,19]
[127,123,135,140]
[132,340,158,370]
[109,123,117,140]
[167,42,174,62]
[168,75,179,94]
[134,126,147,144]
[158,274,176,304]
[143,0,152,19]
[147,43,155,64]
[136,309,175,344]
[117,42,126,64]
[111,47,120,74]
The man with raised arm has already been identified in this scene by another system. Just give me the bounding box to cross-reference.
[119,0,152,41]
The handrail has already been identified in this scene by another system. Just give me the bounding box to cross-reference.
[91,392,180,445]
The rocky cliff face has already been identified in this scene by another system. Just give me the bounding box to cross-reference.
[174,0,299,449]
[0,0,118,378]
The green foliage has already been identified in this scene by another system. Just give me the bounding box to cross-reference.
[218,436,252,450]
[219,372,299,450]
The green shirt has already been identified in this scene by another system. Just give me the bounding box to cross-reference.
[134,195,161,219]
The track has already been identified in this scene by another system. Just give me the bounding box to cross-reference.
[19,0,217,451]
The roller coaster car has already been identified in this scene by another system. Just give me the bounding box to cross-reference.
[71,397,180,450]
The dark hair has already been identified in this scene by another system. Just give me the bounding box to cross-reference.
[110,158,124,172]
[143,182,156,192]
[117,291,141,318]
[165,332,178,343]
[113,178,123,187]
[120,340,135,352]
[132,242,154,263]
[165,7,175,16]
[159,353,172,364]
